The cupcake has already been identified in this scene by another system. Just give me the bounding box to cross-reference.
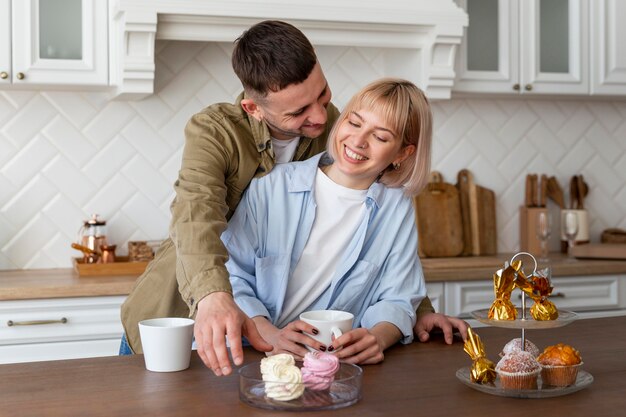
[500,338,540,357]
[495,351,541,390]
[301,351,340,391]
[537,343,583,387]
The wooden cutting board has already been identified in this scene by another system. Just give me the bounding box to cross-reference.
[572,243,626,260]
[414,172,464,257]
[456,169,497,256]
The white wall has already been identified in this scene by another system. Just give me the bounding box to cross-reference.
[1,40,625,269]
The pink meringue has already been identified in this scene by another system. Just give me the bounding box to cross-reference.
[301,351,340,391]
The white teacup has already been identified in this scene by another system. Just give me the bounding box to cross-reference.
[138,317,194,372]
[299,310,354,351]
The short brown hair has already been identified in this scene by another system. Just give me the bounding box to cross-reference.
[326,78,433,196]
[232,20,317,98]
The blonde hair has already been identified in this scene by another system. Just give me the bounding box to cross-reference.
[326,78,432,196]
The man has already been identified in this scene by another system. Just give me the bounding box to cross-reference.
[121,20,467,377]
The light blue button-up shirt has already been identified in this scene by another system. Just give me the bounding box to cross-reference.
[222,153,426,344]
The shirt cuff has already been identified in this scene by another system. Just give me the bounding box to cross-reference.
[360,301,418,344]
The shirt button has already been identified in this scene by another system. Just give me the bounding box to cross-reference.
[189,297,195,306]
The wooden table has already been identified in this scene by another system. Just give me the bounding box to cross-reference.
[2,316,625,416]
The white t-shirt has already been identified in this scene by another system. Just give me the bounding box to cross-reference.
[277,167,367,327]
[271,136,300,163]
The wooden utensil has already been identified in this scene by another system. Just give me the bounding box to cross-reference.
[547,176,565,209]
[530,174,539,207]
[569,176,579,209]
[577,175,588,209]
[457,170,473,256]
[539,174,548,207]
[414,172,464,257]
[475,181,497,255]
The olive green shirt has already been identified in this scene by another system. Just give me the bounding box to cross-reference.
[120,93,434,353]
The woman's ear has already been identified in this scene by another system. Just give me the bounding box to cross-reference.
[393,144,416,165]
[240,98,263,122]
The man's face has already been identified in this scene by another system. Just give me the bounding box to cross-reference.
[248,62,332,140]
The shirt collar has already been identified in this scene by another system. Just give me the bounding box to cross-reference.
[288,152,386,209]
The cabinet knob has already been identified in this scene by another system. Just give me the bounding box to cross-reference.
[525,84,533,91]
[16,72,25,80]
[0,71,8,80]
[513,84,520,91]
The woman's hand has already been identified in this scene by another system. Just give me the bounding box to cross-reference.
[332,323,401,365]
[253,317,326,359]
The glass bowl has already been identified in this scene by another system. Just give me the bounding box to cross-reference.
[239,361,362,411]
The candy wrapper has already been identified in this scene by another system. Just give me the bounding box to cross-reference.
[516,267,559,320]
[487,260,522,320]
[463,328,496,384]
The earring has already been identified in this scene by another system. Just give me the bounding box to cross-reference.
[393,162,400,170]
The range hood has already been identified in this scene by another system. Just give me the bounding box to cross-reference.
[111,0,468,99]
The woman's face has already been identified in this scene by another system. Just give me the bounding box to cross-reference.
[327,108,413,189]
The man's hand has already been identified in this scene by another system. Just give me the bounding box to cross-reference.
[413,312,469,344]
[194,292,272,376]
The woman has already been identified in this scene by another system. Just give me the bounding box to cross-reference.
[222,78,432,365]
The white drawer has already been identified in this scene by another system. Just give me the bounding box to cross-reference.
[546,276,626,312]
[425,282,444,314]
[443,275,626,318]
[0,296,126,346]
[0,338,121,364]
[444,280,493,317]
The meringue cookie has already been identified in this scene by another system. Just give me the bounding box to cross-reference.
[301,351,340,391]
[260,354,304,401]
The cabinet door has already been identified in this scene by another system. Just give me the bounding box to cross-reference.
[520,0,589,94]
[0,0,9,84]
[454,0,520,93]
[426,282,444,314]
[591,0,626,95]
[11,0,108,86]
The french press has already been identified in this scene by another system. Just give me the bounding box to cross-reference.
[77,214,108,258]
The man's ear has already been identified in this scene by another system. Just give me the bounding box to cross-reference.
[241,98,263,122]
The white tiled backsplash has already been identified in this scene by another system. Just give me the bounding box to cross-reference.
[1,41,625,269]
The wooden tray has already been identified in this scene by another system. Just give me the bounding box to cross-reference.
[571,243,626,260]
[73,256,149,277]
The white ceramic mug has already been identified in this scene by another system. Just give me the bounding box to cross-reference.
[299,310,354,351]
[138,317,194,372]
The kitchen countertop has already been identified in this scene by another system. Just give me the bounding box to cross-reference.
[2,315,625,416]
[1,252,626,301]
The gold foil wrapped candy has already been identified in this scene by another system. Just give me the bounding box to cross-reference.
[487,260,522,320]
[517,267,559,321]
[463,328,496,384]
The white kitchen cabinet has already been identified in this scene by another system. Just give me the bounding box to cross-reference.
[0,295,125,364]
[591,0,626,95]
[425,282,444,314]
[454,0,589,95]
[0,0,108,88]
[438,274,626,322]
